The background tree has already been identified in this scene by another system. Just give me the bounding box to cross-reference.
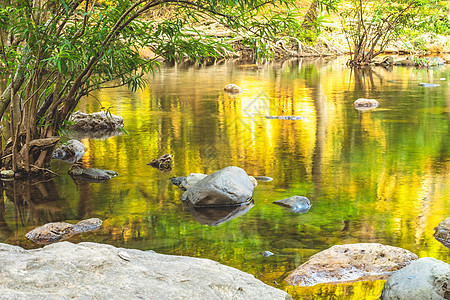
[0,0,300,176]
[339,0,449,66]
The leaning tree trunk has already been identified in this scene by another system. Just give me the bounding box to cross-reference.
[302,0,320,35]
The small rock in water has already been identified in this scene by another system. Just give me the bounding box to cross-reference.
[170,176,186,188]
[252,176,273,182]
[260,251,274,257]
[52,139,86,163]
[224,84,243,94]
[273,196,311,213]
[69,168,118,182]
[0,170,15,178]
[25,218,102,244]
[147,154,172,171]
[419,83,440,87]
[265,116,304,120]
[353,98,379,111]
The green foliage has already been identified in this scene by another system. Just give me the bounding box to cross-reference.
[0,0,301,173]
[338,0,449,66]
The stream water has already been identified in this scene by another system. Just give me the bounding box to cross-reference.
[1,58,449,299]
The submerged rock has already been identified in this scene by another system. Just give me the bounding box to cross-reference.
[69,168,118,182]
[252,176,273,182]
[265,116,304,120]
[25,218,102,244]
[0,242,291,300]
[224,84,243,94]
[52,139,85,163]
[259,251,274,257]
[147,154,173,171]
[169,176,186,188]
[181,166,254,207]
[187,200,254,226]
[394,57,416,66]
[419,83,440,87]
[380,257,450,300]
[70,110,124,131]
[353,98,379,111]
[434,217,450,249]
[273,196,311,213]
[285,243,418,286]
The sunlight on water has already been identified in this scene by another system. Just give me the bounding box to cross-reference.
[1,58,449,299]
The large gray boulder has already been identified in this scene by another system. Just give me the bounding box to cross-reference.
[181,166,254,207]
[380,257,450,300]
[285,243,418,286]
[0,242,291,300]
[434,217,450,248]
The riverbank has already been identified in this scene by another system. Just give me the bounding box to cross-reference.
[0,241,291,300]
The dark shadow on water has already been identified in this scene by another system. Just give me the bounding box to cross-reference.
[185,200,254,226]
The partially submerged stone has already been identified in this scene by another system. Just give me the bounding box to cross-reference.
[52,139,86,163]
[419,83,440,87]
[259,251,274,257]
[70,110,124,131]
[181,166,254,207]
[187,200,254,226]
[224,84,243,94]
[147,154,173,171]
[285,243,418,286]
[265,116,304,120]
[434,217,450,249]
[0,170,15,179]
[380,257,450,300]
[273,196,311,213]
[25,218,102,244]
[69,168,118,182]
[353,98,379,111]
[252,176,273,182]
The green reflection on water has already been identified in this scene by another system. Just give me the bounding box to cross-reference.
[1,58,449,299]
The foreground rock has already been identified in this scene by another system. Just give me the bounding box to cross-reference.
[25,218,102,244]
[434,217,450,249]
[380,257,450,300]
[147,153,173,171]
[273,196,311,213]
[182,166,254,207]
[285,243,418,286]
[52,139,86,163]
[70,110,124,131]
[224,83,243,94]
[69,168,118,182]
[0,242,291,300]
[353,98,379,111]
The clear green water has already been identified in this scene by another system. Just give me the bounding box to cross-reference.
[1,58,449,299]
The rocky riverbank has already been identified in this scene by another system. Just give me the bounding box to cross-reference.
[0,242,291,300]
